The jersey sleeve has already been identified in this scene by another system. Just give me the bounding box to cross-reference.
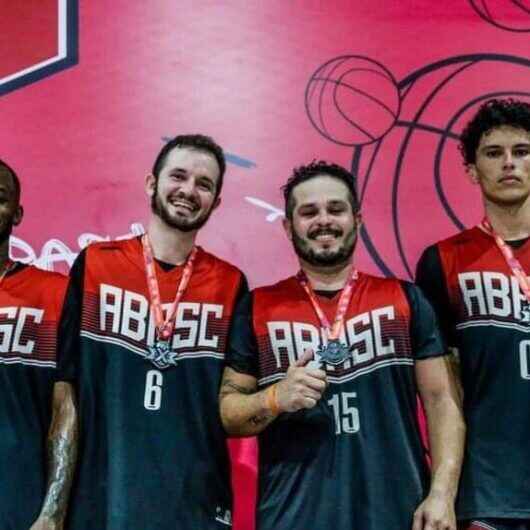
[225,286,259,378]
[415,244,456,347]
[56,249,86,383]
[401,281,447,360]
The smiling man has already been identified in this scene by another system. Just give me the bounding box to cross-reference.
[55,135,247,530]
[416,99,530,530]
[221,161,465,530]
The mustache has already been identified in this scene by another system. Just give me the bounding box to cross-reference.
[308,227,343,239]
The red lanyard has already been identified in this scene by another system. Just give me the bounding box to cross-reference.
[141,235,197,341]
[296,267,358,341]
[479,218,530,302]
[0,260,15,287]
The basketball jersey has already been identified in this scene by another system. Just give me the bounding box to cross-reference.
[0,264,67,530]
[417,227,530,520]
[58,237,246,530]
[228,272,444,530]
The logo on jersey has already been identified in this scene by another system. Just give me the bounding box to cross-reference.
[88,284,225,365]
[266,305,400,371]
[458,271,530,323]
[0,306,44,355]
[0,1,78,98]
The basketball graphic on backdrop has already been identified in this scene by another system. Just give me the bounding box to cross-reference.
[469,0,530,32]
[305,55,401,146]
[306,54,530,280]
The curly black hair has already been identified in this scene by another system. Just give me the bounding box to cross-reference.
[0,159,21,202]
[460,99,530,166]
[152,134,226,198]
[282,160,359,219]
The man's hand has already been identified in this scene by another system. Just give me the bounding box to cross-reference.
[29,516,61,530]
[275,349,327,412]
[412,491,456,530]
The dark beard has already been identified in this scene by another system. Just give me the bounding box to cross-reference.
[292,227,356,267]
[150,188,212,233]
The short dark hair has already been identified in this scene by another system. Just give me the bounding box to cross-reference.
[282,160,359,220]
[152,134,226,197]
[460,98,530,166]
[0,159,21,202]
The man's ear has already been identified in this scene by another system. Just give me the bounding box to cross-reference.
[282,216,293,241]
[13,204,23,226]
[145,173,156,197]
[467,164,480,185]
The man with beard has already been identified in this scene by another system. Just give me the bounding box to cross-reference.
[220,161,465,530]
[0,160,75,530]
[416,99,530,530]
[56,135,247,529]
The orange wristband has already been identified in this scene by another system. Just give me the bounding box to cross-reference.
[264,384,281,415]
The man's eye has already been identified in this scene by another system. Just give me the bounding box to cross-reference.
[514,148,529,157]
[485,150,501,158]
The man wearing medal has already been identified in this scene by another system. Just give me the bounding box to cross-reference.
[416,99,530,530]
[221,161,465,530]
[0,160,76,530]
[55,135,247,529]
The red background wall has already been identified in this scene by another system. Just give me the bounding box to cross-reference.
[1,1,529,528]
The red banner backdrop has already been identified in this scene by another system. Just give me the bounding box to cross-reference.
[1,1,529,528]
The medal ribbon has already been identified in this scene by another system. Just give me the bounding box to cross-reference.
[296,267,358,341]
[141,234,197,341]
[479,217,530,302]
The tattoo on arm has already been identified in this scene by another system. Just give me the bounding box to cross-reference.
[250,414,272,425]
[222,380,255,395]
[40,386,78,524]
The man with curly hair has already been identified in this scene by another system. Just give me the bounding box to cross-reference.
[221,161,465,530]
[416,98,530,530]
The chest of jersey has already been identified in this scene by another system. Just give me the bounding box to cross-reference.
[440,234,530,324]
[81,245,240,356]
[253,275,411,381]
[0,269,63,367]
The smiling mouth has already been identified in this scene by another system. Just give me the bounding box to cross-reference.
[309,229,342,241]
[169,199,198,212]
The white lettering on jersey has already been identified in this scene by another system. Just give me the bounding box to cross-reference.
[458,271,528,319]
[98,285,223,349]
[0,306,45,354]
[268,305,397,368]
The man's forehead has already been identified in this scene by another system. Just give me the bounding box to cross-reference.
[293,175,350,203]
[164,146,220,173]
[479,125,530,147]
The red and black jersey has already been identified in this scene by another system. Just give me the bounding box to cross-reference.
[228,272,445,530]
[58,237,246,530]
[416,227,530,521]
[0,263,67,530]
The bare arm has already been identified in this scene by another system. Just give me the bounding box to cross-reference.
[220,368,277,437]
[412,355,466,530]
[220,350,328,437]
[30,382,78,530]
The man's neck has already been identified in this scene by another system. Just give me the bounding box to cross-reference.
[484,198,530,241]
[0,239,10,270]
[300,259,354,291]
[146,217,196,265]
